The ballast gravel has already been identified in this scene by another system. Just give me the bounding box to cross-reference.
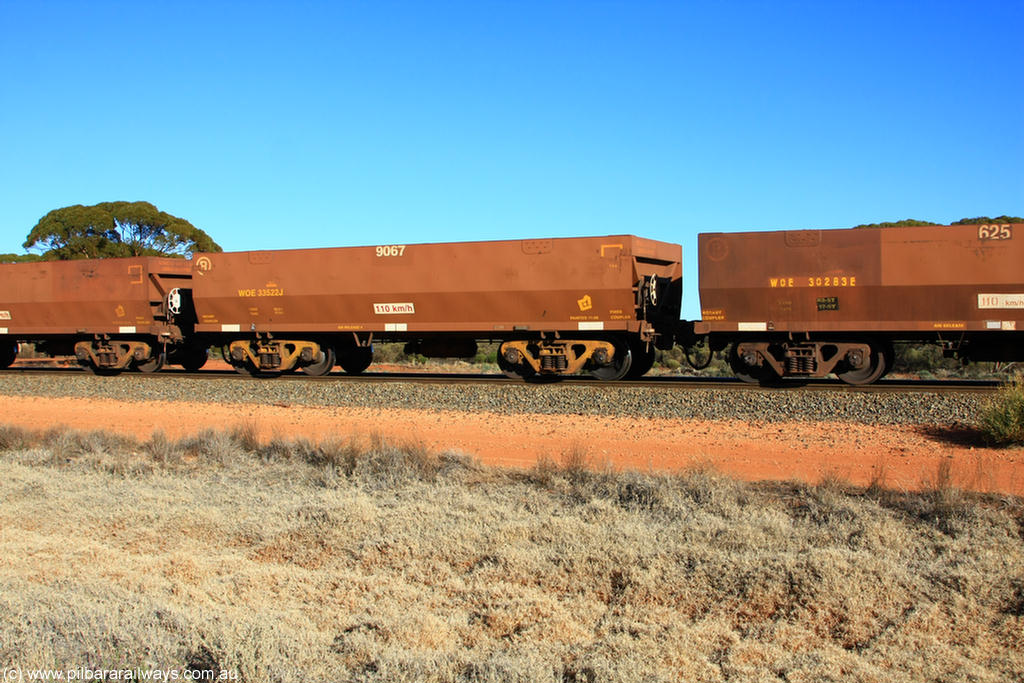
[0,372,991,425]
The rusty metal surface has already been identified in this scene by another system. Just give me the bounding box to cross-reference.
[191,236,682,339]
[0,257,191,336]
[697,223,1024,334]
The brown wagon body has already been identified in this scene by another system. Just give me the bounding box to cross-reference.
[191,235,682,378]
[689,222,1024,383]
[0,257,196,372]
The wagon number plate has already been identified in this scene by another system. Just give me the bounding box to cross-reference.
[978,224,1012,241]
[376,245,407,257]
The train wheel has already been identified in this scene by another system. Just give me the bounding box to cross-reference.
[625,340,656,379]
[135,352,165,373]
[176,345,209,371]
[80,360,121,376]
[728,344,779,385]
[234,362,270,377]
[338,346,373,375]
[223,344,259,376]
[0,342,17,369]
[590,343,633,381]
[837,343,891,386]
[497,351,536,380]
[878,344,895,380]
[301,347,336,376]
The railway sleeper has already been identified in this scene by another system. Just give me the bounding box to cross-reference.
[74,340,153,371]
[499,339,617,376]
[228,339,322,373]
[734,341,875,379]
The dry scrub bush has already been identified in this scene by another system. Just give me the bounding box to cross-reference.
[0,424,1022,681]
[229,420,261,453]
[144,430,182,465]
[0,424,34,451]
[341,434,444,490]
[979,378,1024,445]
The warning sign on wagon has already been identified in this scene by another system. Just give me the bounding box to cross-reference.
[373,302,416,315]
[978,293,1024,310]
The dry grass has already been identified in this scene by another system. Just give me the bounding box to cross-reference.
[978,378,1024,445]
[0,424,1022,682]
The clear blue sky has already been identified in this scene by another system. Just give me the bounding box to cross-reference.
[1,1,1021,319]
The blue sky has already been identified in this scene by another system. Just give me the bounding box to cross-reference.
[1,1,1021,319]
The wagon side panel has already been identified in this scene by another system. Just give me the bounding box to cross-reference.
[192,235,681,337]
[698,223,1024,334]
[0,257,189,336]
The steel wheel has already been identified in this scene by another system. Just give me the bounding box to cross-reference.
[625,340,656,379]
[80,360,121,376]
[231,360,279,377]
[0,342,16,369]
[177,345,209,371]
[227,349,261,376]
[301,347,336,376]
[497,351,535,380]
[134,352,165,373]
[837,343,891,386]
[224,345,264,377]
[590,343,633,381]
[728,344,779,385]
[338,346,373,375]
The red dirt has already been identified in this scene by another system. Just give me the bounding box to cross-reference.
[5,393,1023,496]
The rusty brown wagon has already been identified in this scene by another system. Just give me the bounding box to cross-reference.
[0,257,206,373]
[683,222,1024,384]
[189,235,682,380]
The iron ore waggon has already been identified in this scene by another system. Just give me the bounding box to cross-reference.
[683,222,1024,384]
[190,235,682,380]
[0,256,207,373]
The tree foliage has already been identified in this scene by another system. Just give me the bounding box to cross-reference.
[950,215,1023,225]
[23,201,221,260]
[855,215,1022,229]
[0,253,43,264]
[853,219,938,229]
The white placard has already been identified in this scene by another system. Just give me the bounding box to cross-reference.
[373,303,415,315]
[978,293,1024,310]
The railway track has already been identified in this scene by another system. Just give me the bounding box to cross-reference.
[1,363,1003,394]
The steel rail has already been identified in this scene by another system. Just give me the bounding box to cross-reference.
[0,364,1003,394]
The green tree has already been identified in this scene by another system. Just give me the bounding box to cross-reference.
[853,219,938,229]
[855,215,1022,229]
[951,215,1023,225]
[23,201,221,259]
[0,253,43,264]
